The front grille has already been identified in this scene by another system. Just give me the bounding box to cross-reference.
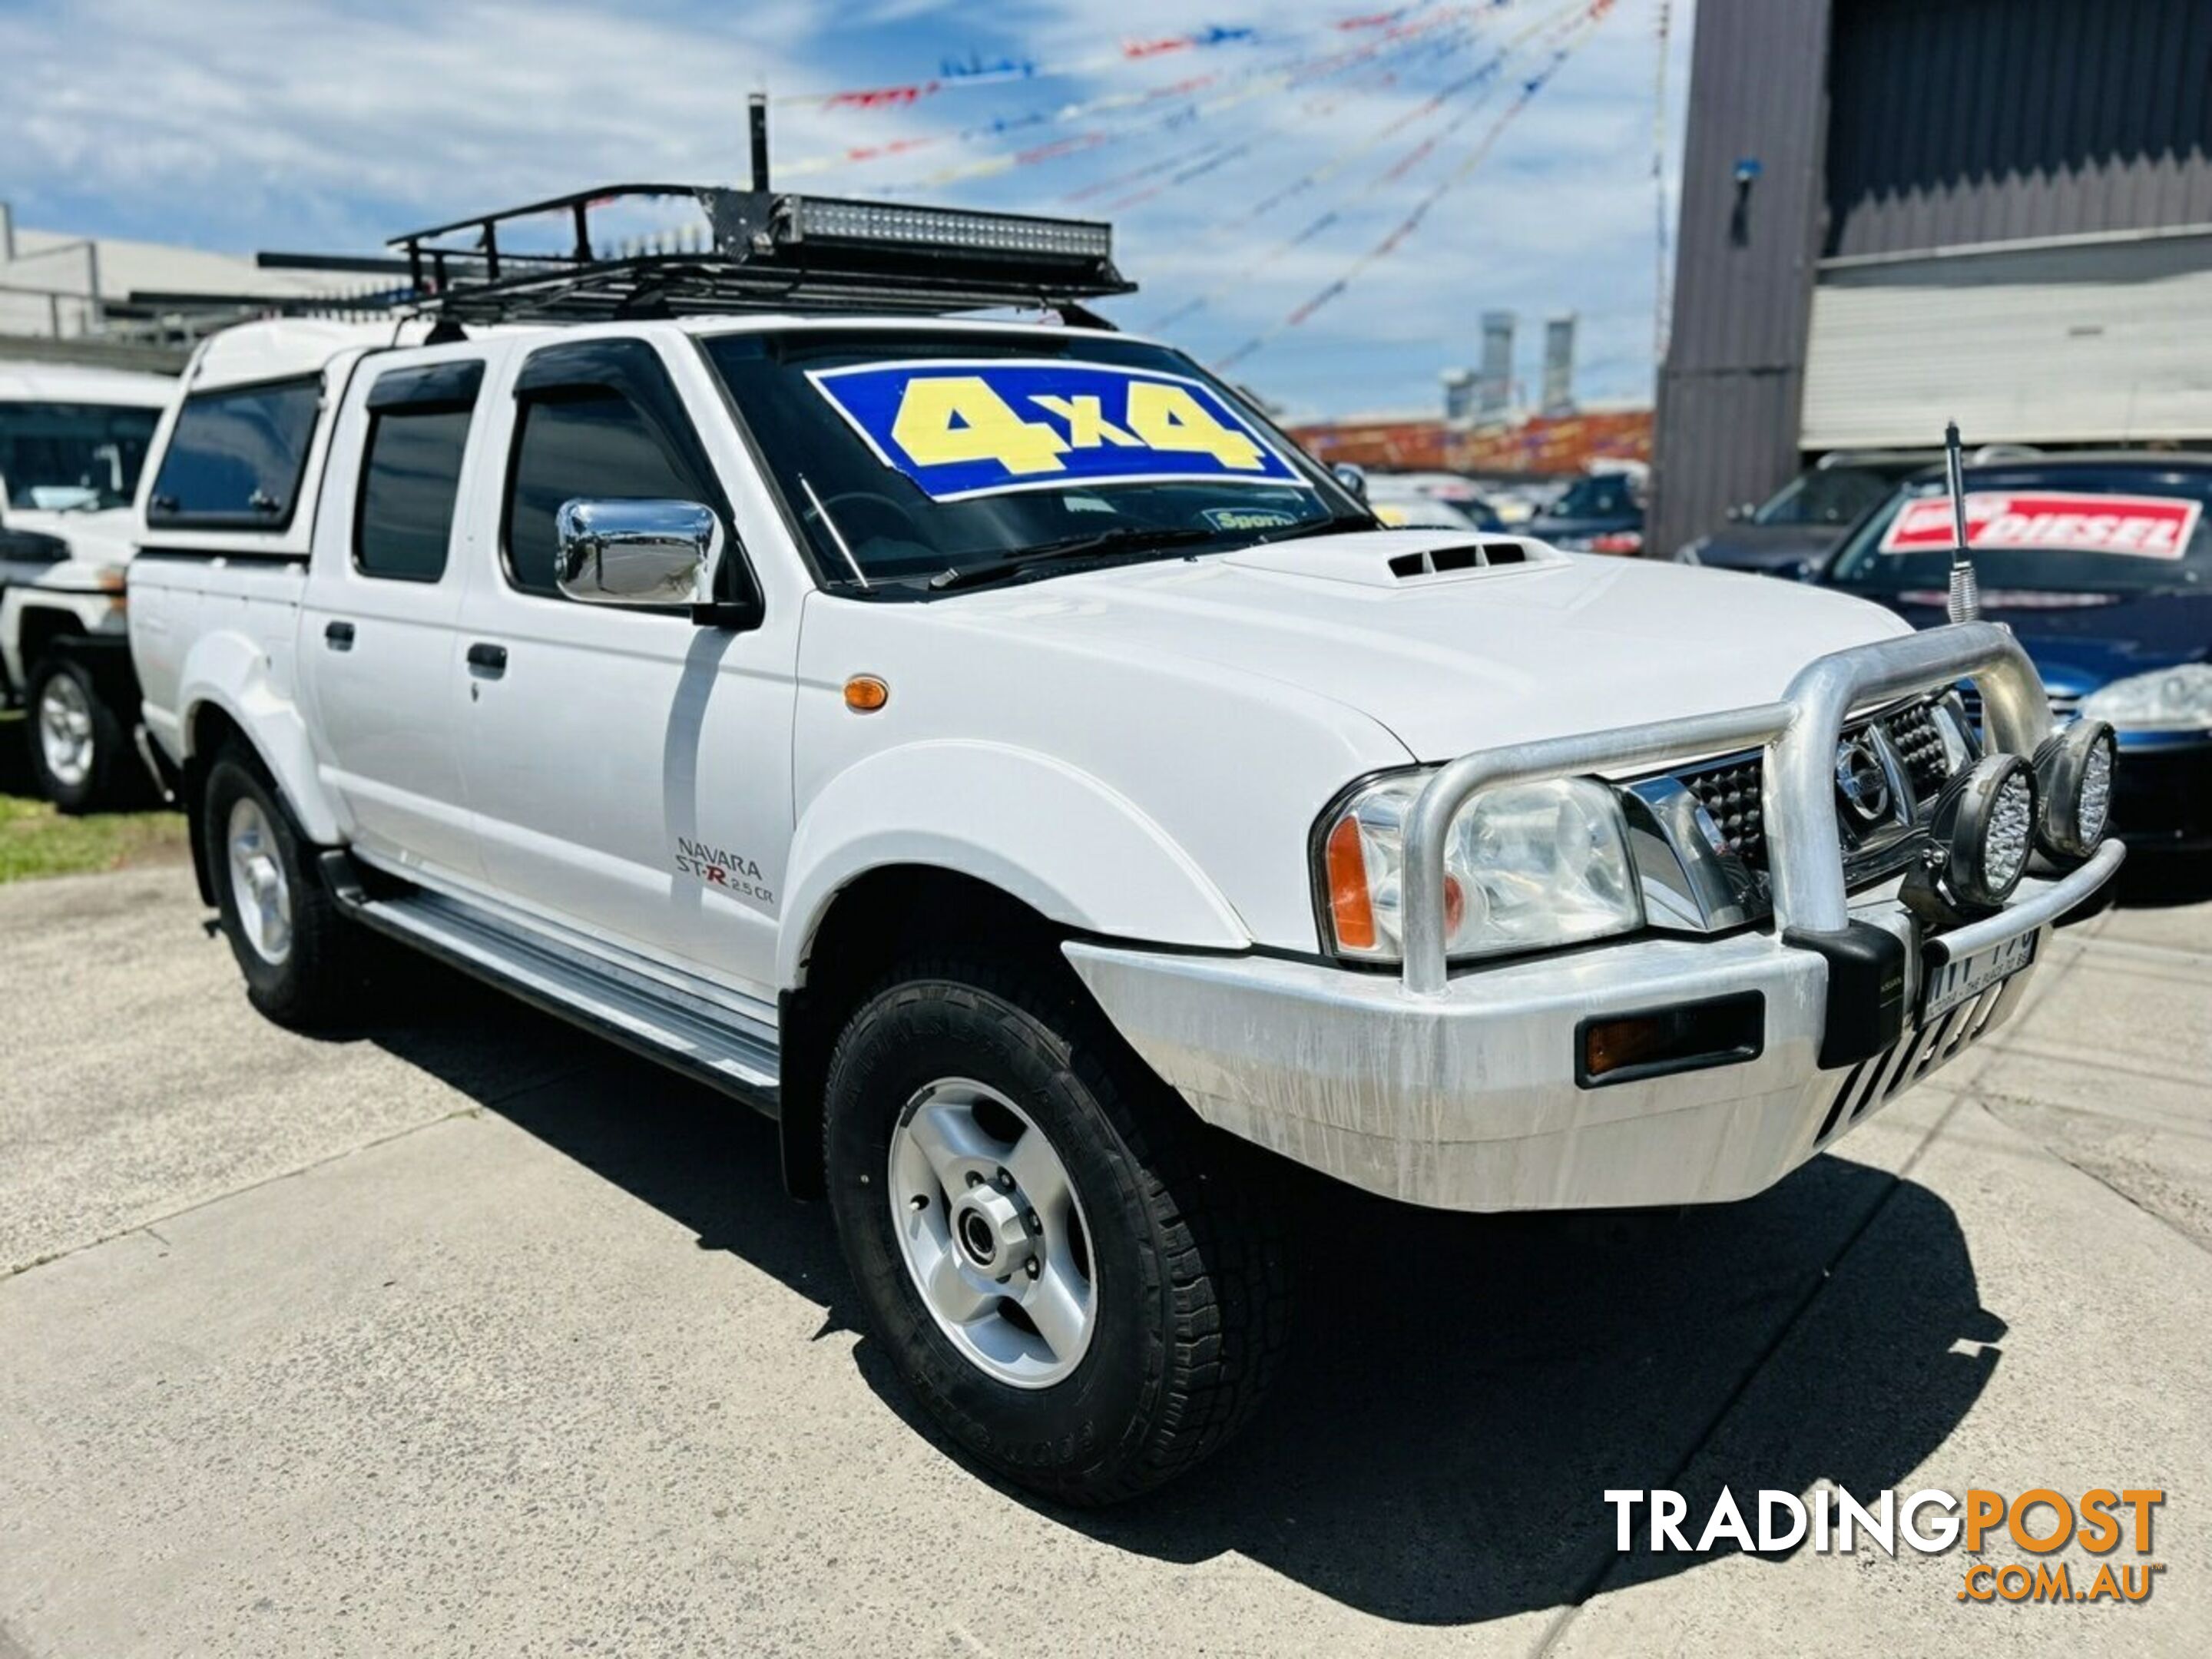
[1679,756,1766,866]
[1674,695,1953,873]
[1883,700,1950,798]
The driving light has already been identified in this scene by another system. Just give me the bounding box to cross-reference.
[2079,663,2212,733]
[1317,774,1643,962]
[1927,753,2038,912]
[2033,719,2117,860]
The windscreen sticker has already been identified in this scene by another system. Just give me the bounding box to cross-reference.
[1201,505,1300,531]
[806,358,1311,502]
[1879,492,2202,558]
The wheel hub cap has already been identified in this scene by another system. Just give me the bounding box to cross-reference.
[888,1078,1095,1389]
[36,674,95,790]
[225,797,293,965]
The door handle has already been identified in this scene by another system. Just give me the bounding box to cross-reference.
[466,641,508,677]
[323,620,356,651]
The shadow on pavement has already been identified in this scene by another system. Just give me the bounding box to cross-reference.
[351,955,1998,1628]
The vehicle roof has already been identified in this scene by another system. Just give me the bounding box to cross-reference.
[0,359,177,408]
[1899,450,2212,483]
[184,318,443,392]
[185,310,1137,395]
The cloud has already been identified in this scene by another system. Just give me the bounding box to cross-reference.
[0,0,1694,419]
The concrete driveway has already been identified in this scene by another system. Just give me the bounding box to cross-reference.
[2,860,2208,1656]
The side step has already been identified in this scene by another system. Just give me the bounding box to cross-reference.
[323,854,780,1118]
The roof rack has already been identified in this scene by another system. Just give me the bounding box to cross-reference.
[376,182,1134,325]
[252,99,1133,329]
[253,99,1133,329]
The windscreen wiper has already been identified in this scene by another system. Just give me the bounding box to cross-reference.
[1252,512,1377,545]
[926,525,1224,593]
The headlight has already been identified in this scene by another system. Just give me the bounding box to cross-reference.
[1318,774,1644,962]
[2079,664,2212,733]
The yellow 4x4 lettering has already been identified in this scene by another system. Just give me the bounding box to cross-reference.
[890,376,1068,476]
[886,373,1270,478]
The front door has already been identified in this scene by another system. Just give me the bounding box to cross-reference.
[453,336,796,1003]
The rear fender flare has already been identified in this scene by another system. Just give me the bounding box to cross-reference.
[178,631,348,846]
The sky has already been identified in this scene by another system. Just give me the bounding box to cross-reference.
[0,0,1694,422]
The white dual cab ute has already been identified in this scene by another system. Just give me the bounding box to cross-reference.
[0,361,175,808]
[130,184,2124,1505]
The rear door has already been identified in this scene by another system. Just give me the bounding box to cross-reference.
[451,333,796,1002]
[297,354,485,882]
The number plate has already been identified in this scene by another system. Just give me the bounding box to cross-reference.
[1921,929,2038,1022]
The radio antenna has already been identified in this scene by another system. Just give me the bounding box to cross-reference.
[1943,419,1980,624]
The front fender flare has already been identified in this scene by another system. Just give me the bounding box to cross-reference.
[179,631,349,846]
[778,740,1249,989]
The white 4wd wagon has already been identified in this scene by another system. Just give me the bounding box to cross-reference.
[130,184,2123,1503]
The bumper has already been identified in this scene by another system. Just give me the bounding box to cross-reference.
[1068,843,2123,1211]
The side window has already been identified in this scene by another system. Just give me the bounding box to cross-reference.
[354,362,485,582]
[502,388,705,598]
[147,378,321,528]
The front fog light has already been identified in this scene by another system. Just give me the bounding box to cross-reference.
[1927,753,2038,911]
[2033,719,2117,860]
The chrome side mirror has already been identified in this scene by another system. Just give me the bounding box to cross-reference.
[555,498,724,606]
[1330,462,1369,502]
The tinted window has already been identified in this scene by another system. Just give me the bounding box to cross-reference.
[148,379,321,527]
[504,390,702,597]
[1547,474,1641,520]
[0,402,163,510]
[356,406,472,581]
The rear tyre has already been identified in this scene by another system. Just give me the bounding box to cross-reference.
[26,656,138,813]
[201,749,357,1028]
[823,959,1290,1505]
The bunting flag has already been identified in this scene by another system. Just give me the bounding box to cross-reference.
[773,8,1435,113]
[867,5,1475,197]
[1144,0,1579,333]
[1211,0,1616,371]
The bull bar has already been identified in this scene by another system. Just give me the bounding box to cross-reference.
[1399,621,2058,994]
[1065,621,2126,1213]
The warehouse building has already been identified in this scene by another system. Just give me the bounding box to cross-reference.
[1650,0,2212,559]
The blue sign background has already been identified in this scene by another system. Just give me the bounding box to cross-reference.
[809,359,1308,501]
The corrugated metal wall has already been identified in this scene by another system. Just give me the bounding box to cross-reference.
[1825,0,2212,260]
[1647,0,1835,558]
[1803,233,2212,447]
[1653,0,2212,556]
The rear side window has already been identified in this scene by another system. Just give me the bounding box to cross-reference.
[147,378,321,528]
[354,361,485,582]
[503,389,704,598]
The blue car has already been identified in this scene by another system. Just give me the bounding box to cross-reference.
[1820,455,2212,852]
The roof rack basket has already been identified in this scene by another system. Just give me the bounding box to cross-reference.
[375,180,1134,326]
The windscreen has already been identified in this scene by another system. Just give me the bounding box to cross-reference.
[1829,464,2212,595]
[0,402,162,511]
[703,329,1352,584]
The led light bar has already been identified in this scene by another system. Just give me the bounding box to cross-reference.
[385,182,1134,326]
[785,197,1114,263]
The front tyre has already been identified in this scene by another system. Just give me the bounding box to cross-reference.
[201,749,357,1028]
[824,962,1289,1505]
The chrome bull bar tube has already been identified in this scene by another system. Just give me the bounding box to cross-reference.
[1399,623,2053,997]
